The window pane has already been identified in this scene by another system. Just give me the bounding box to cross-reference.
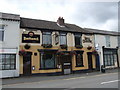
[2,55,6,64]
[10,65,15,69]
[75,36,80,45]
[76,52,83,66]
[60,36,66,45]
[5,55,11,64]
[43,34,51,44]
[1,54,16,70]
[105,55,109,66]
[106,36,110,47]
[2,65,5,70]
[11,55,15,64]
[41,53,56,69]
[5,65,10,69]
[75,34,81,46]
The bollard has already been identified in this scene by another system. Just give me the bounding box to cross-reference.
[101,65,106,73]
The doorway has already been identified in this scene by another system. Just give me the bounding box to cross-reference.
[23,52,32,76]
[87,52,93,70]
[61,55,72,75]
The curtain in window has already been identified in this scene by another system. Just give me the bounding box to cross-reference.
[59,32,66,45]
[42,32,52,44]
[43,34,51,44]
[60,35,66,45]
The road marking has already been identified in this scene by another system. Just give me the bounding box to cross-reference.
[101,80,120,84]
[3,72,118,86]
[63,77,86,80]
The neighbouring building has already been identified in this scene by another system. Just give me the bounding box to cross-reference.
[0,12,20,78]
[19,17,97,76]
[85,28,120,69]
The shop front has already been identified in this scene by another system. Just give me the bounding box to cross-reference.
[20,47,75,75]
[103,47,119,68]
[0,48,19,78]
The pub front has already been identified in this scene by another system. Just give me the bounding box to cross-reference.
[19,17,97,76]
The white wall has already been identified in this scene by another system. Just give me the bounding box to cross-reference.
[0,19,20,78]
[94,35,106,65]
[1,20,20,48]
[110,36,118,48]
[94,34,119,67]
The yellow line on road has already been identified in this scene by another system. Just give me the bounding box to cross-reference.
[2,72,118,87]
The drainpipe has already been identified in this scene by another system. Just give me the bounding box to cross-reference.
[116,46,120,68]
[102,46,105,68]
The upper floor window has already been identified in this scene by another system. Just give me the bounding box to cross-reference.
[0,25,5,41]
[42,31,52,44]
[105,35,110,47]
[59,32,67,45]
[74,33,82,46]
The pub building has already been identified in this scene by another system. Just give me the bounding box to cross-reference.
[19,17,97,76]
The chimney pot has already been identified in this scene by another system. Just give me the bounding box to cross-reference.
[57,17,65,26]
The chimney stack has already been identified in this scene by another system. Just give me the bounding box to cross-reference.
[57,17,65,26]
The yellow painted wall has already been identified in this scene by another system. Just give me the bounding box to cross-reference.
[20,45,96,74]
[19,45,62,74]
[72,47,96,71]
[20,29,96,75]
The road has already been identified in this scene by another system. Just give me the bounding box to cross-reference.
[2,72,119,88]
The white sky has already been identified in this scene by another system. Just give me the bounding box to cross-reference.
[0,0,119,31]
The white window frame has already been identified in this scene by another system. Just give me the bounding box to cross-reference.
[0,24,5,42]
[105,35,110,47]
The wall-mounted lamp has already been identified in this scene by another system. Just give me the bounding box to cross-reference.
[32,66,35,70]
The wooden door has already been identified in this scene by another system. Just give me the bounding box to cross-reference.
[61,55,72,75]
[23,52,32,76]
[87,52,93,70]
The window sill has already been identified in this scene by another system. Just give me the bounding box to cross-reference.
[39,68,59,70]
[75,65,84,67]
[0,69,16,70]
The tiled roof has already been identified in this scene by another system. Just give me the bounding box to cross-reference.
[84,28,120,36]
[20,17,92,33]
[0,12,20,21]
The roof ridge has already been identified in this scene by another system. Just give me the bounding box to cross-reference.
[84,28,118,33]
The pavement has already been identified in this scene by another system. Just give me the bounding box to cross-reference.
[2,68,119,85]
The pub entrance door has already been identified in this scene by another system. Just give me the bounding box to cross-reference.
[23,52,32,76]
[87,52,93,70]
[61,55,72,75]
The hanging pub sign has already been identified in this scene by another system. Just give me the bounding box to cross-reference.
[22,31,40,43]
